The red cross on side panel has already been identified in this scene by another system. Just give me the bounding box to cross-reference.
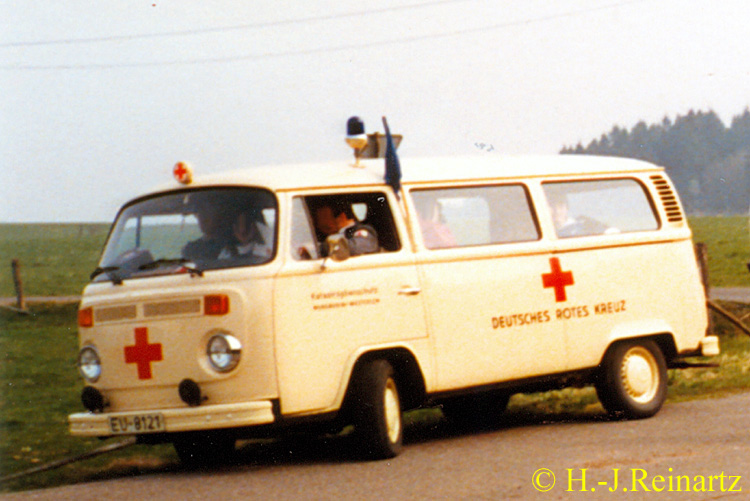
[124,327,163,380]
[542,257,575,302]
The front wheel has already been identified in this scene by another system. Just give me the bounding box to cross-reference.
[595,339,667,419]
[352,360,403,459]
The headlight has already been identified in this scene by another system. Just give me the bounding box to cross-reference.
[206,332,241,372]
[78,346,101,382]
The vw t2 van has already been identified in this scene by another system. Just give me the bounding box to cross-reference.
[69,130,717,463]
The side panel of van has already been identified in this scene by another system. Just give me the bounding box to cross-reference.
[407,172,707,393]
[554,240,705,370]
[538,175,708,366]
[407,183,566,391]
[273,191,430,416]
[417,251,569,390]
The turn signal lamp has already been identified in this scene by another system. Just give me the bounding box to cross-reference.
[78,307,94,327]
[204,294,229,315]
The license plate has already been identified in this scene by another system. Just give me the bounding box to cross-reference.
[109,413,165,434]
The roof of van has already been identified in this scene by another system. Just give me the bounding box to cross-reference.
[147,154,663,195]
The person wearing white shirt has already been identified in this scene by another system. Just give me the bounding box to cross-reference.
[218,210,272,261]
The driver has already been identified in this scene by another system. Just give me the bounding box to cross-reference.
[182,204,229,261]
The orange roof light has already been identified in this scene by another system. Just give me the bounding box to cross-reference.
[173,161,193,185]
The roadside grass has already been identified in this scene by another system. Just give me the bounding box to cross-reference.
[2,302,750,494]
[0,304,175,493]
[668,328,750,402]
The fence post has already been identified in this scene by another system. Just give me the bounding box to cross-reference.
[11,259,26,311]
[695,243,709,292]
[695,243,712,336]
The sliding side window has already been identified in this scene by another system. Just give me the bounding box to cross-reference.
[411,184,539,249]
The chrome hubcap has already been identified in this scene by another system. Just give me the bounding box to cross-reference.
[383,378,402,443]
[620,346,659,404]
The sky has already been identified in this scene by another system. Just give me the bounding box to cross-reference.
[2,0,750,223]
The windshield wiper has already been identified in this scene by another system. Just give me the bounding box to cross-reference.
[138,258,204,277]
[90,266,123,285]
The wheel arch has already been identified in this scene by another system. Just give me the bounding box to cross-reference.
[340,347,427,419]
[600,332,678,368]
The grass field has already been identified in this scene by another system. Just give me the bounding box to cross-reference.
[0,304,174,493]
[690,216,750,287]
[0,216,747,298]
[0,218,749,493]
[0,224,109,297]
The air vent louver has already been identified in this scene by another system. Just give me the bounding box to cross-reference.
[650,175,684,223]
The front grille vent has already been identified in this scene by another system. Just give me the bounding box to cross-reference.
[650,175,684,223]
[94,305,137,323]
[93,299,202,323]
[144,299,201,317]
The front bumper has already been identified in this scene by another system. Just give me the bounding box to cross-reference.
[69,400,275,437]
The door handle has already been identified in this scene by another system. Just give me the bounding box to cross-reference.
[398,286,422,296]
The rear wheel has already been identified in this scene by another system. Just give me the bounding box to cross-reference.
[352,360,403,459]
[595,339,667,419]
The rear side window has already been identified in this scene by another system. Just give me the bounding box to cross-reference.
[410,184,540,249]
[542,179,659,238]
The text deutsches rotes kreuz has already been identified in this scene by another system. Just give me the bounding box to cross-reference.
[492,300,627,330]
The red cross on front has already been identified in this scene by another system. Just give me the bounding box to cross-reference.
[542,257,575,302]
[124,327,163,380]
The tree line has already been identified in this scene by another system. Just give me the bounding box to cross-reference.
[561,108,750,215]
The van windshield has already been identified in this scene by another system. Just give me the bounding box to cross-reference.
[93,188,277,283]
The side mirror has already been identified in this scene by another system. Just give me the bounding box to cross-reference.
[325,234,351,262]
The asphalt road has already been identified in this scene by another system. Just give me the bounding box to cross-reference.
[6,392,750,500]
[711,287,750,303]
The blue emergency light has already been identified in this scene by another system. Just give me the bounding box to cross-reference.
[346,116,368,167]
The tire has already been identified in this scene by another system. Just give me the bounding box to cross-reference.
[595,339,667,419]
[173,432,236,467]
[352,360,403,459]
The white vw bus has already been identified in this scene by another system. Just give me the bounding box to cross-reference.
[69,131,717,463]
